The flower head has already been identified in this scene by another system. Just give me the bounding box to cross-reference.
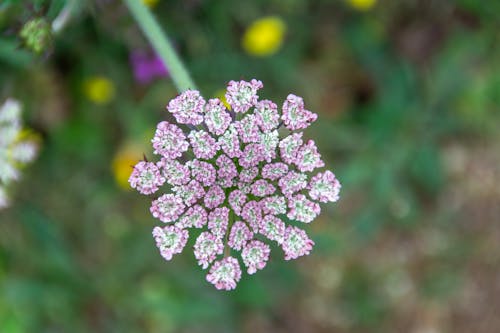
[206,256,242,290]
[194,232,224,269]
[130,79,341,289]
[152,225,188,261]
[83,76,115,105]
[150,194,185,223]
[225,79,263,113]
[128,161,165,195]
[242,240,270,274]
[282,226,314,260]
[167,90,205,125]
[0,99,39,209]
[242,16,286,57]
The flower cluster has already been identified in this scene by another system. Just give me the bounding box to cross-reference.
[0,99,39,209]
[129,79,341,290]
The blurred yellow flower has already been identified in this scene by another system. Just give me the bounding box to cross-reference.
[347,0,377,11]
[83,76,115,105]
[214,89,231,110]
[142,0,160,8]
[112,143,143,190]
[242,16,286,57]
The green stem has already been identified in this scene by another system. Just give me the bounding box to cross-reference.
[224,209,234,257]
[52,0,79,34]
[123,0,197,92]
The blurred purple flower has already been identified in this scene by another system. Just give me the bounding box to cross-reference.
[129,51,169,84]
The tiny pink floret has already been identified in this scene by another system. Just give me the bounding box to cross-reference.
[166,89,205,125]
[242,240,270,274]
[206,256,242,290]
[152,225,188,261]
[129,161,165,195]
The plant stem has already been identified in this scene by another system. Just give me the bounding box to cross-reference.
[123,0,197,92]
[52,0,79,34]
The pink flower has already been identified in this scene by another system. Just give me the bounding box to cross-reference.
[287,194,321,223]
[235,114,261,143]
[173,180,205,206]
[160,159,190,186]
[279,132,303,165]
[241,200,262,233]
[189,159,216,187]
[194,232,224,269]
[239,143,264,168]
[152,225,188,261]
[218,124,241,158]
[278,171,307,196]
[242,240,270,274]
[251,179,276,197]
[308,170,341,203]
[295,140,324,172]
[255,100,280,132]
[216,155,238,181]
[262,162,289,181]
[228,221,253,251]
[282,226,314,260]
[188,130,219,159]
[205,98,231,135]
[130,79,341,290]
[259,215,286,244]
[228,190,247,215]
[129,161,165,195]
[260,195,286,215]
[281,94,317,130]
[166,90,205,125]
[206,256,242,290]
[225,79,263,113]
[150,193,185,223]
[152,121,188,159]
[178,205,207,228]
[204,185,225,209]
[207,207,229,238]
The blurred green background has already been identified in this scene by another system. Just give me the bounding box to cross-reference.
[1,0,500,332]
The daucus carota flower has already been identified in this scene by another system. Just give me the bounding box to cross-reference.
[152,225,188,261]
[128,161,165,195]
[130,79,341,290]
[206,256,242,291]
[228,221,253,251]
[282,226,314,260]
[167,90,205,125]
[0,99,39,209]
[150,193,185,223]
[241,240,270,274]
[152,121,188,159]
[194,231,224,269]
